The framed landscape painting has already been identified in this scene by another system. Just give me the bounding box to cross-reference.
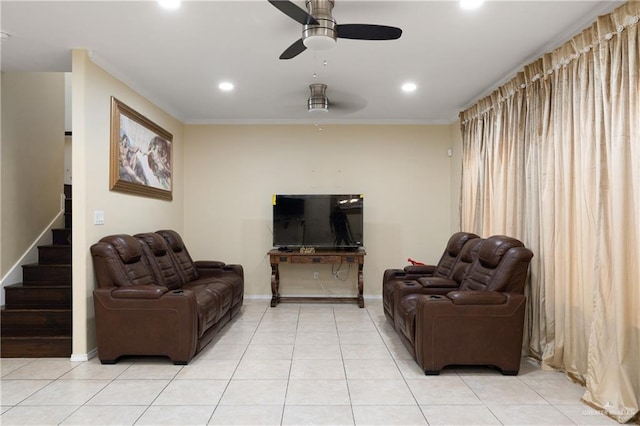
[110,97,173,201]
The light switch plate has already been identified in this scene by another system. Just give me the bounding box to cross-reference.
[94,210,105,225]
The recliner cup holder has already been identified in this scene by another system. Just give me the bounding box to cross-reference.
[404,281,416,286]
[429,295,443,299]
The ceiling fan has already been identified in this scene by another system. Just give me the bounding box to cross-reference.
[268,0,403,60]
[277,83,366,115]
[306,83,366,114]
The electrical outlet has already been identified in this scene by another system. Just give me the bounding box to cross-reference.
[313,271,319,280]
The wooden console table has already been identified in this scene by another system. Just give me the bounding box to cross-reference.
[268,248,366,308]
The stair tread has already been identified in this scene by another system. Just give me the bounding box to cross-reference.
[2,336,71,340]
[22,263,71,267]
[5,283,71,288]
[1,307,72,312]
[16,284,72,288]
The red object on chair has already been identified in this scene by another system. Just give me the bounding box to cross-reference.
[407,258,425,266]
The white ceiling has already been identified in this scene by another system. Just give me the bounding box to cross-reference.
[0,0,624,124]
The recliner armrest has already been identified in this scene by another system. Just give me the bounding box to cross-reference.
[417,277,459,289]
[404,265,436,275]
[195,263,244,280]
[446,290,507,305]
[111,284,169,299]
[194,260,226,269]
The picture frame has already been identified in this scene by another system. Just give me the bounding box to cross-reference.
[110,97,173,200]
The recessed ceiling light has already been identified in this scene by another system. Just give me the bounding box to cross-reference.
[218,82,234,92]
[460,0,484,10]
[402,82,417,93]
[158,0,181,10]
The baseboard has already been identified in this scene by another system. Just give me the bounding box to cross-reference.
[70,347,98,362]
[244,294,382,301]
[244,295,271,301]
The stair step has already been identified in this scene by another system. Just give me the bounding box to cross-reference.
[4,284,71,309]
[1,336,72,358]
[22,263,71,284]
[52,228,72,245]
[38,245,71,265]
[0,184,74,359]
[1,308,72,336]
[0,185,72,358]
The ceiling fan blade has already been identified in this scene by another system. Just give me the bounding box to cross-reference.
[280,38,307,59]
[336,24,402,41]
[268,0,318,25]
[329,89,367,114]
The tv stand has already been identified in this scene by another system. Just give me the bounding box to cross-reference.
[267,248,366,308]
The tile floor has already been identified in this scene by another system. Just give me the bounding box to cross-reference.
[0,299,622,425]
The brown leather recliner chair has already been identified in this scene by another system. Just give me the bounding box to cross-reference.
[91,234,199,364]
[394,235,533,375]
[382,232,479,323]
[392,237,483,332]
[155,230,244,319]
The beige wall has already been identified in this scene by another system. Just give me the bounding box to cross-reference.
[71,50,185,357]
[183,124,455,300]
[1,72,65,279]
[5,53,460,357]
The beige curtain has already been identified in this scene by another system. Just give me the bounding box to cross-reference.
[459,3,639,423]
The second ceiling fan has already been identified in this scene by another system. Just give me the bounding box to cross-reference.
[268,0,403,59]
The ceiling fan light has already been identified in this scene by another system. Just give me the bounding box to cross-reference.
[308,97,329,112]
[308,83,329,112]
[303,34,337,50]
[303,0,337,50]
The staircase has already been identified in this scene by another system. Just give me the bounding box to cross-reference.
[1,184,72,357]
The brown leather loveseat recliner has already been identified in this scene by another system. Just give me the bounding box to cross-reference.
[382,231,479,323]
[90,230,243,365]
[387,235,533,375]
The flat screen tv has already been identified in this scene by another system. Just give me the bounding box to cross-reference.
[273,194,364,250]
